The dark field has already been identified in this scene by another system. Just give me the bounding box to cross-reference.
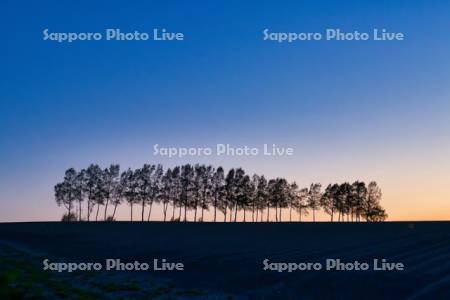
[1,222,450,299]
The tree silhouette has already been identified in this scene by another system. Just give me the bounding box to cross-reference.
[288,182,299,222]
[296,188,309,221]
[308,183,322,222]
[121,168,138,221]
[54,168,76,218]
[255,175,268,222]
[212,167,225,222]
[225,168,236,222]
[110,174,124,220]
[84,164,103,221]
[232,168,252,222]
[74,170,85,221]
[364,181,387,221]
[161,168,172,221]
[180,164,194,222]
[321,184,339,222]
[352,181,367,222]
[170,166,182,221]
[55,164,387,223]
[200,165,213,222]
[102,164,120,220]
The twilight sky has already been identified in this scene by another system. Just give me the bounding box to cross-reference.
[1,0,449,221]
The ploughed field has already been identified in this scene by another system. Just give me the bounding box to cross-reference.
[1,222,450,299]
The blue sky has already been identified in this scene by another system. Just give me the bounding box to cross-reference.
[1,0,449,221]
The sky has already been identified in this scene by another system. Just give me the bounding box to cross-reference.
[1,0,449,222]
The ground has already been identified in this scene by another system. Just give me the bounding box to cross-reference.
[1,222,450,299]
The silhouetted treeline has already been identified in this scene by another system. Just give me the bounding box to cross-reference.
[55,164,387,222]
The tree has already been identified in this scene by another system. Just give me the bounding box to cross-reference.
[84,164,103,221]
[308,183,322,222]
[149,164,163,221]
[232,168,246,222]
[321,184,339,222]
[134,167,145,222]
[268,178,289,222]
[363,181,387,221]
[170,166,182,221]
[110,174,124,220]
[180,164,194,221]
[352,181,367,222]
[136,164,154,221]
[288,182,299,222]
[225,168,236,222]
[337,183,351,222]
[192,164,203,222]
[121,168,139,221]
[235,174,253,222]
[251,175,259,222]
[279,180,291,221]
[74,169,85,221]
[103,164,120,220]
[55,168,77,218]
[200,165,213,222]
[255,175,268,222]
[212,167,225,222]
[267,179,276,222]
[296,188,309,221]
[161,168,172,221]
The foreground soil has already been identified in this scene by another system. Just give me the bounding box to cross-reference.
[1,221,450,299]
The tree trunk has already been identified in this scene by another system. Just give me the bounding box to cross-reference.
[147,201,153,221]
[130,203,133,221]
[214,196,217,222]
[252,203,255,222]
[141,199,145,222]
[165,202,169,221]
[194,198,198,222]
[275,206,278,222]
[95,204,100,221]
[112,203,118,219]
[163,203,168,221]
[234,205,238,222]
[267,205,270,222]
[289,206,292,222]
[104,197,109,220]
[313,208,316,222]
[79,201,82,221]
[201,204,204,222]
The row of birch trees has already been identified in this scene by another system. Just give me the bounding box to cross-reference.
[55,164,387,222]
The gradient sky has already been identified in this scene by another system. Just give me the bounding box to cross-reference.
[1,0,449,221]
